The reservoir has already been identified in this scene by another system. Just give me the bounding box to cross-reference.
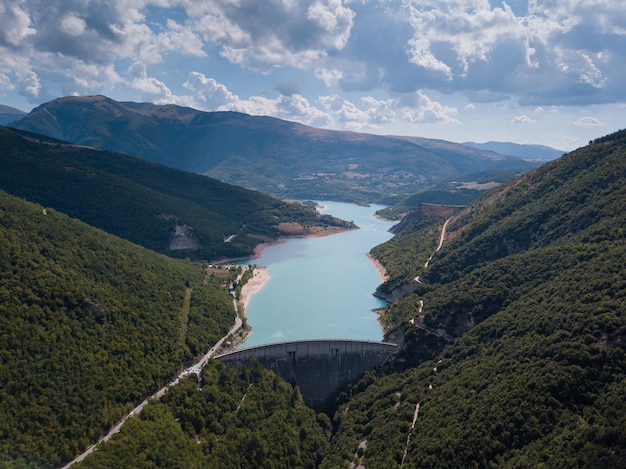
[241,201,395,347]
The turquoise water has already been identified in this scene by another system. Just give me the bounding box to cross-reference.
[241,201,395,347]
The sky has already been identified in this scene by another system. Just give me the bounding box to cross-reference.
[1,0,624,151]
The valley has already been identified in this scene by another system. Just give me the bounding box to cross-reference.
[0,103,624,468]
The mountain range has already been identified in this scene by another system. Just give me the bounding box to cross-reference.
[9,95,542,204]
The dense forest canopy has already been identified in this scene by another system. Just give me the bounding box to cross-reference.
[77,360,330,469]
[0,191,238,467]
[335,129,626,467]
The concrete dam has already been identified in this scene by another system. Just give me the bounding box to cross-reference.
[216,339,398,405]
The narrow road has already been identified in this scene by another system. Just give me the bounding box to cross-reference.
[61,268,248,468]
[424,217,451,268]
[400,403,420,467]
[412,217,454,341]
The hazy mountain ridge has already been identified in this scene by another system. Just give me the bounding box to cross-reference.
[0,125,352,261]
[10,95,539,203]
[463,140,565,160]
[0,104,26,125]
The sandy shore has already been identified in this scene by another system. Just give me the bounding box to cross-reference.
[240,266,271,309]
[252,239,286,259]
[366,252,388,282]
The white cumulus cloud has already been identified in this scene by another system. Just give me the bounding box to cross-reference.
[191,0,355,71]
[60,14,87,37]
[574,116,603,126]
[0,0,35,47]
[512,114,536,124]
[400,91,460,124]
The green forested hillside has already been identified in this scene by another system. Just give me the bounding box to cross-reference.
[77,360,329,469]
[325,129,626,466]
[0,126,352,262]
[374,169,518,220]
[0,191,237,467]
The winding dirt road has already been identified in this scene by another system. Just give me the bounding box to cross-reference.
[424,217,451,268]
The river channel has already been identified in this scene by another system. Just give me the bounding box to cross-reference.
[240,201,395,347]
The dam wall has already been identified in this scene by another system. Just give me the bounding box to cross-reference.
[216,339,398,405]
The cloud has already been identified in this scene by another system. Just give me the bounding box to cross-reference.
[0,73,12,91]
[512,114,536,124]
[1,0,624,141]
[0,1,35,47]
[314,67,342,87]
[129,63,176,101]
[360,96,396,124]
[183,71,239,109]
[399,91,460,124]
[29,2,126,63]
[157,19,206,57]
[318,94,406,129]
[318,94,370,127]
[325,0,626,106]
[574,116,603,126]
[275,94,332,127]
[19,70,41,98]
[59,13,87,37]
[190,0,355,71]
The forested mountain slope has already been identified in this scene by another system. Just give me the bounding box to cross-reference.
[0,126,352,261]
[10,95,537,203]
[326,129,626,466]
[77,361,330,468]
[49,134,625,467]
[0,190,238,467]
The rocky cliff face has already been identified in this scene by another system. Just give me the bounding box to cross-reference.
[373,280,418,302]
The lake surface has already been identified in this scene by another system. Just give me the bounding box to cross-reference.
[241,201,395,347]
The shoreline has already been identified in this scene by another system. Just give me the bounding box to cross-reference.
[366,252,389,282]
[216,226,355,265]
[220,266,270,353]
[239,266,271,310]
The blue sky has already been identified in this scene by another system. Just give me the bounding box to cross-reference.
[1,0,624,151]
